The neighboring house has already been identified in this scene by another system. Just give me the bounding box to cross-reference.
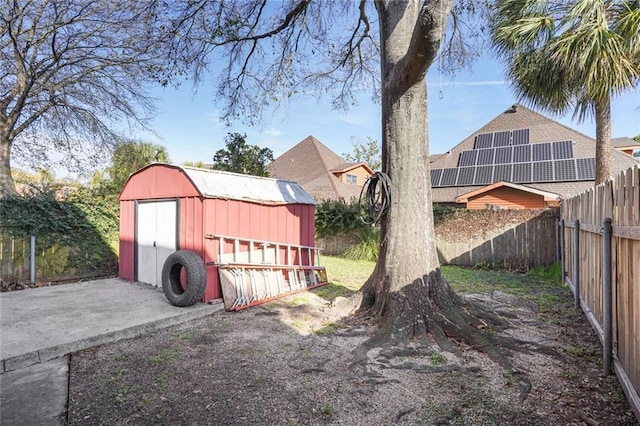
[430,104,640,210]
[612,137,640,157]
[267,135,374,201]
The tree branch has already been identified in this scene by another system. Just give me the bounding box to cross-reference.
[398,0,453,89]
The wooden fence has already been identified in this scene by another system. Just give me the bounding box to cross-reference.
[1,234,83,283]
[436,210,558,270]
[560,165,640,419]
[317,210,559,270]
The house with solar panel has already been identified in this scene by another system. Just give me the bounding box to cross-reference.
[429,104,640,210]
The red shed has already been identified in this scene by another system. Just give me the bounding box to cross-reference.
[118,163,323,308]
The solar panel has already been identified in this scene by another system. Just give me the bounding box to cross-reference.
[533,161,555,182]
[512,128,530,145]
[554,159,577,181]
[552,140,573,160]
[474,133,493,149]
[493,131,512,147]
[476,148,495,165]
[456,167,476,186]
[513,145,531,163]
[430,168,443,187]
[474,165,494,185]
[512,163,532,183]
[458,150,478,167]
[494,164,512,182]
[494,147,513,164]
[577,158,596,180]
[440,168,459,186]
[532,142,553,161]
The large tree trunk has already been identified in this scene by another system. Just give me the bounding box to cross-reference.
[594,98,612,185]
[0,137,17,198]
[359,0,462,340]
[353,1,519,367]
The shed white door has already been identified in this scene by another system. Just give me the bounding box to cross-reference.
[136,200,177,287]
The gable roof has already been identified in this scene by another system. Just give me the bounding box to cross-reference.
[612,137,640,150]
[454,181,561,203]
[430,104,640,203]
[330,162,374,175]
[266,135,370,200]
[121,163,316,205]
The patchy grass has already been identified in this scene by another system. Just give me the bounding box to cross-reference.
[566,344,601,364]
[428,352,447,366]
[442,263,568,314]
[319,256,568,315]
[421,371,537,425]
[319,402,334,417]
[321,256,374,291]
[149,349,181,366]
[314,321,338,336]
[312,283,355,302]
[171,329,199,342]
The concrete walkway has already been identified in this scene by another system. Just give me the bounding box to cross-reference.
[0,279,223,424]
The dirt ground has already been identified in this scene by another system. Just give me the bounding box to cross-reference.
[68,286,637,425]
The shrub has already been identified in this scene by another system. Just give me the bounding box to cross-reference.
[342,227,380,261]
[0,187,118,279]
[315,198,369,238]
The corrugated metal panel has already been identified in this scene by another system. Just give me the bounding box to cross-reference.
[118,200,136,281]
[200,199,315,300]
[181,166,316,205]
[119,165,200,201]
[120,163,316,205]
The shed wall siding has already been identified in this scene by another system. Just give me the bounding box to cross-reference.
[201,199,316,301]
[118,200,136,281]
[467,187,545,209]
[118,164,317,304]
[119,166,199,200]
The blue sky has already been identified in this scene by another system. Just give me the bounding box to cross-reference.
[137,54,640,168]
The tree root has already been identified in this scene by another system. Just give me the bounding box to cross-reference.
[348,268,544,402]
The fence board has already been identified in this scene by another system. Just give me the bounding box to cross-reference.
[1,235,77,282]
[435,211,558,270]
[561,165,640,420]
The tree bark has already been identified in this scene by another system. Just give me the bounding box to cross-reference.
[360,0,460,339]
[594,98,612,185]
[0,137,17,198]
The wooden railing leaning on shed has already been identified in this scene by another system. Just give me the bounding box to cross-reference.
[560,165,640,420]
[207,233,328,311]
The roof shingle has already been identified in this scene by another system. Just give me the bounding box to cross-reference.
[430,104,639,203]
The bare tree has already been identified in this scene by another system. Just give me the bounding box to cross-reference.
[156,0,508,364]
[343,136,381,171]
[0,0,164,197]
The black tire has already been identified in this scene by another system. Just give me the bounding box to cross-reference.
[161,250,207,307]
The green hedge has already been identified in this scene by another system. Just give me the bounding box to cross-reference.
[314,198,369,238]
[0,187,119,279]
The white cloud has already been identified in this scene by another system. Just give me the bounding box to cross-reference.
[429,80,508,88]
[263,129,282,137]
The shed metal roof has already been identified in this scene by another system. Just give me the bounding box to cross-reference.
[181,166,317,205]
[126,164,317,205]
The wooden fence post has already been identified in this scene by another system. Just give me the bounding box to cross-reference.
[556,219,561,264]
[29,235,36,284]
[560,219,565,283]
[602,217,613,376]
[573,220,580,309]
